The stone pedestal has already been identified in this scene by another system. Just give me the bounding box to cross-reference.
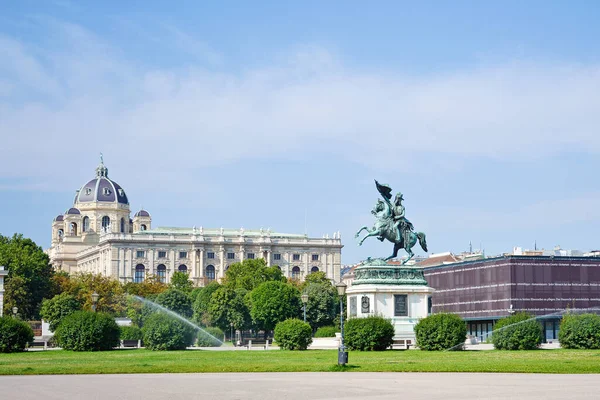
[346,258,434,342]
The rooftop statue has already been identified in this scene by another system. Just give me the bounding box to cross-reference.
[355,180,428,264]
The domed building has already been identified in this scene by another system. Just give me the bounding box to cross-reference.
[47,159,343,285]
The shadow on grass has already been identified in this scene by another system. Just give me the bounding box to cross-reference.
[328,364,360,372]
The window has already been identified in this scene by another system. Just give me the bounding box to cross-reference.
[273,253,281,261]
[247,253,255,259]
[157,264,166,283]
[140,224,147,231]
[120,217,125,233]
[136,250,145,258]
[178,264,188,273]
[103,187,111,196]
[207,252,215,259]
[118,189,124,197]
[158,251,167,258]
[293,254,301,261]
[179,251,187,259]
[82,216,90,232]
[134,264,145,283]
[394,294,408,317]
[292,266,301,279]
[227,252,235,260]
[58,229,64,237]
[428,296,432,315]
[85,187,92,195]
[206,265,215,281]
[102,216,110,229]
[312,254,319,261]
[310,266,319,273]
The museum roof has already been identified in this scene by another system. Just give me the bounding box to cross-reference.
[74,159,129,206]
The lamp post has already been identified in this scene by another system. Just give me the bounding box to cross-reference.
[230,322,234,343]
[12,306,18,318]
[335,281,347,365]
[301,294,308,323]
[91,292,99,312]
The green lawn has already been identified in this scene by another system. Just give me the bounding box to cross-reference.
[1,349,600,375]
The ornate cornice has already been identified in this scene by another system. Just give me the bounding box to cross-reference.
[352,258,428,286]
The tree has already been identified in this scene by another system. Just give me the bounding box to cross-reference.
[155,289,193,318]
[0,234,55,319]
[67,273,127,316]
[223,259,285,291]
[192,281,220,325]
[40,293,82,331]
[207,286,251,331]
[170,271,194,293]
[300,272,336,330]
[250,281,301,331]
[123,275,168,297]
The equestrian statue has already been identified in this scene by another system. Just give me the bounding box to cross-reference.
[355,180,428,264]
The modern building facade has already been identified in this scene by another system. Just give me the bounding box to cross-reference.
[423,255,600,343]
[46,160,343,285]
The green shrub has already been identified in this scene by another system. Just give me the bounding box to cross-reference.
[0,316,34,353]
[344,316,394,351]
[40,293,82,331]
[314,326,337,338]
[142,313,195,351]
[559,313,600,349]
[492,312,542,350]
[120,325,143,341]
[274,319,312,350]
[196,326,224,347]
[414,313,467,351]
[54,311,120,351]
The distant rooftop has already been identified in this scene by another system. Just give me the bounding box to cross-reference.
[137,226,309,239]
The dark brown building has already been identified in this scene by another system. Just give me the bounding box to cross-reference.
[423,255,600,343]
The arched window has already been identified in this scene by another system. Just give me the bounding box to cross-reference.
[70,222,78,236]
[102,216,110,229]
[311,266,319,273]
[178,264,188,273]
[157,264,166,283]
[58,229,64,238]
[292,266,301,279]
[82,216,89,232]
[141,224,147,231]
[120,218,125,233]
[134,264,145,283]
[206,265,215,282]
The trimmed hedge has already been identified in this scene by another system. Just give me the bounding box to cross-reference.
[345,316,394,351]
[274,319,313,350]
[197,327,224,347]
[559,313,600,349]
[142,313,195,351]
[414,313,467,351]
[0,316,34,353]
[54,311,120,351]
[120,325,143,341]
[314,326,337,338]
[40,293,82,331]
[492,312,543,350]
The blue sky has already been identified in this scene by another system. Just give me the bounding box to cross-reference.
[1,1,600,264]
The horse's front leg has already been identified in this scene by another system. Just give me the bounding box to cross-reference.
[354,226,369,239]
[401,249,414,265]
[358,230,379,246]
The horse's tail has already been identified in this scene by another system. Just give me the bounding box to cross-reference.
[417,232,428,252]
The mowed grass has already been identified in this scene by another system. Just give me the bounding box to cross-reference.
[2,349,600,375]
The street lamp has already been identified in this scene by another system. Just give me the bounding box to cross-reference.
[230,322,234,343]
[12,306,18,318]
[301,294,309,323]
[335,281,347,366]
[91,292,99,312]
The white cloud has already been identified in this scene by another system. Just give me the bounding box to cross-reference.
[1,21,600,195]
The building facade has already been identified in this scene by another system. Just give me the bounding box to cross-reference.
[424,255,600,343]
[46,160,343,285]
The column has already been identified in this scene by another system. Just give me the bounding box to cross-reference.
[266,250,271,267]
[304,252,309,277]
[238,246,245,262]
[199,249,205,278]
[191,248,197,280]
[220,247,225,279]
